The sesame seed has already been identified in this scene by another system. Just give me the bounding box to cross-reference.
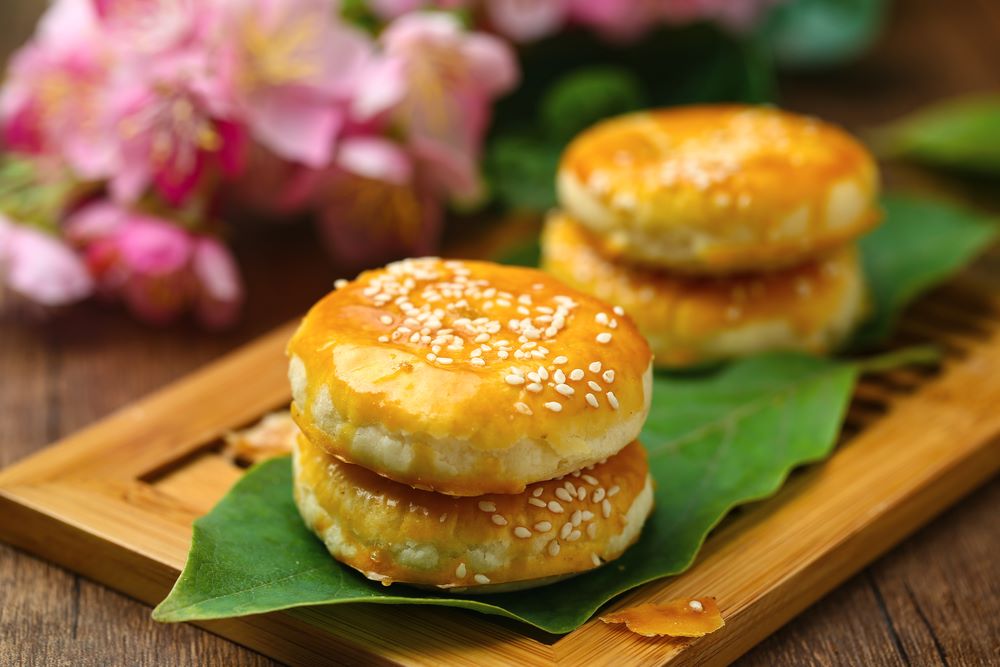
[553,369,566,384]
[587,523,598,538]
[569,369,585,381]
[553,356,568,365]
[588,381,603,392]
[602,499,612,518]
[526,383,543,393]
[380,315,393,325]
[548,540,560,557]
[571,510,582,526]
[514,402,532,415]
[556,487,573,502]
[532,487,544,497]
[560,522,573,539]
[564,481,576,496]
[437,357,453,365]
[593,488,606,503]
[608,485,620,497]
[555,383,574,396]
[498,350,509,359]
[591,553,601,567]
[602,370,615,383]
[471,358,486,366]
[582,510,594,521]
[528,497,546,507]
[596,332,612,344]
[455,563,467,578]
[478,501,496,513]
[514,526,532,539]
[537,366,549,380]
[505,374,525,385]
[378,335,389,343]
[589,361,602,373]
[491,514,508,526]
[474,574,490,585]
[585,393,599,408]
[544,402,563,412]
[567,529,582,542]
[582,474,599,486]
[613,306,625,316]
[548,500,564,513]
[426,353,437,362]
[578,487,587,501]
[334,279,348,289]
[689,600,704,612]
[606,392,619,410]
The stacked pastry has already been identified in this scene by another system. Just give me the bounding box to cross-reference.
[287,258,655,592]
[542,105,880,368]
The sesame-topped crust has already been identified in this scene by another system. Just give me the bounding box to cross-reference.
[558,105,880,274]
[293,433,654,592]
[542,212,868,367]
[287,258,653,496]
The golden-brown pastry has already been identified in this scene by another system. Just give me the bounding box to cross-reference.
[287,258,653,497]
[293,433,654,592]
[558,105,880,274]
[542,212,868,368]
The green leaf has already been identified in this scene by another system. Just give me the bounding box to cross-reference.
[484,135,561,212]
[854,194,997,346]
[763,0,888,69]
[156,354,859,634]
[540,67,646,143]
[873,96,1000,175]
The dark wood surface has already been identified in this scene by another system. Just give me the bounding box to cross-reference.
[1,0,998,665]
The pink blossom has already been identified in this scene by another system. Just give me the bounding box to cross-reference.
[215,0,372,168]
[109,52,245,205]
[485,0,570,42]
[355,13,518,202]
[92,0,210,57]
[0,213,93,306]
[66,201,245,327]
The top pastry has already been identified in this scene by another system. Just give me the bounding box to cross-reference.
[287,258,653,496]
[558,105,880,274]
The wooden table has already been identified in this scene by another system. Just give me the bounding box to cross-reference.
[1,1,998,664]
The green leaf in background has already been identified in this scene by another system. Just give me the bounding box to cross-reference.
[853,194,997,346]
[763,0,888,69]
[484,135,562,211]
[155,354,859,633]
[541,66,646,143]
[872,96,1000,175]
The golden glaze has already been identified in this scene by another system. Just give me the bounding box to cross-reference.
[288,258,653,495]
[559,105,880,273]
[294,433,652,589]
[542,212,868,367]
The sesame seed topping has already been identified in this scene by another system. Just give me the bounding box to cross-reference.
[491,514,508,526]
[553,369,566,384]
[585,393,599,408]
[606,392,619,410]
[555,383,575,396]
[474,574,490,585]
[571,510,582,526]
[537,366,549,380]
[578,487,588,501]
[589,361,602,373]
[591,553,601,567]
[587,523,598,539]
[602,370,615,383]
[567,529,582,542]
[514,401,533,415]
[528,497,546,507]
[602,499,612,518]
[613,306,624,316]
[596,313,609,325]
[544,402,563,412]
[596,332,612,344]
[569,369,585,381]
[560,522,573,539]
[455,563,467,578]
[555,488,573,502]
[553,356,568,365]
[478,501,496,513]
[505,374,525,386]
[593,488,606,503]
[380,314,393,325]
[582,474,599,486]
[548,540,560,556]
[526,383,543,393]
[608,485,620,497]
[689,600,704,612]
[588,380,603,392]
[437,357,453,365]
[471,358,486,367]
[582,510,594,521]
[564,481,576,495]
[534,521,552,532]
[334,279,348,289]
[548,500,564,513]
[532,487,544,497]
[378,335,389,343]
[514,526,532,539]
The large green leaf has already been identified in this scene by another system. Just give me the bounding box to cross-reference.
[873,96,1000,176]
[853,195,997,346]
[155,354,858,633]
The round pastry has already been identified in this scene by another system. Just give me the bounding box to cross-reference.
[293,432,654,593]
[557,104,881,274]
[542,212,868,368]
[287,257,653,497]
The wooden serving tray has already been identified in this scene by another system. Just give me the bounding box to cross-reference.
[2,250,1000,666]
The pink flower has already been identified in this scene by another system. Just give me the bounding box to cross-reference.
[92,0,210,57]
[355,13,518,201]
[215,0,372,168]
[66,201,245,327]
[0,0,117,179]
[368,0,470,20]
[570,0,662,42]
[109,52,245,205]
[485,0,570,42]
[0,213,93,306]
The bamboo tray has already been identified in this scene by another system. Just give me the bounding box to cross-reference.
[1,248,999,666]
